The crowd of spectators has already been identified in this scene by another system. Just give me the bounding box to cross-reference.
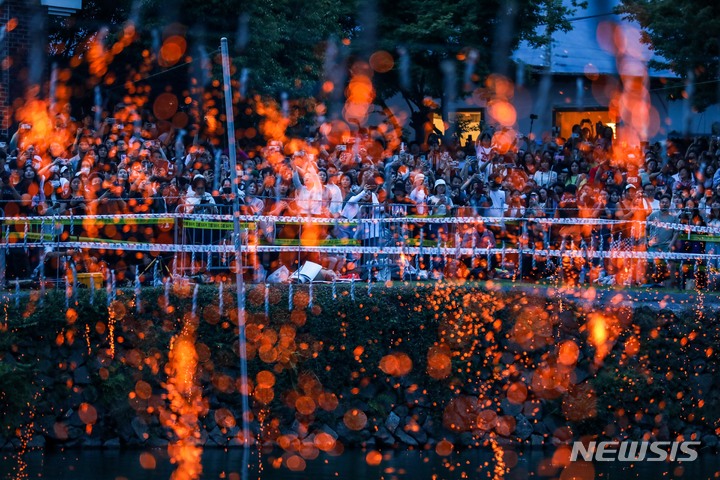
[1,103,719,289]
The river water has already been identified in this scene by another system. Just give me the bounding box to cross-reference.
[1,448,719,479]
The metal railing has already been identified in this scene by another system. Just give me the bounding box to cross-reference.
[1,201,720,290]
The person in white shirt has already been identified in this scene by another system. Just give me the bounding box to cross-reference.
[428,179,454,216]
[184,174,217,213]
[475,132,493,164]
[409,173,428,215]
[319,168,343,217]
[292,164,323,216]
[643,183,660,211]
[486,175,506,218]
[533,157,557,188]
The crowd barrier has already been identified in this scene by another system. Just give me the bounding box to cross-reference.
[2,204,720,289]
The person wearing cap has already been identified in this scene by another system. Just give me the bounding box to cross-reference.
[387,180,416,217]
[557,168,569,186]
[183,173,217,214]
[428,178,453,216]
[60,165,73,181]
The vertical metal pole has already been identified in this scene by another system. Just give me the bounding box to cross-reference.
[0,246,4,290]
[221,38,250,456]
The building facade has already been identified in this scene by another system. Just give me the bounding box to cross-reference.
[0,0,80,138]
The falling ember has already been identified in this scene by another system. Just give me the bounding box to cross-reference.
[427,346,452,380]
[587,313,610,365]
[435,439,454,456]
[557,340,580,366]
[490,438,506,479]
[343,409,367,431]
[161,327,205,480]
[365,450,383,466]
[379,352,413,376]
[369,50,394,73]
[343,62,375,125]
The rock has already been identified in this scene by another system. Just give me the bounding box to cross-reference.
[515,415,533,440]
[543,415,558,434]
[523,400,542,420]
[374,426,395,447]
[5,438,21,449]
[73,366,91,385]
[531,434,544,447]
[385,412,401,433]
[335,422,364,446]
[495,437,513,447]
[558,311,579,333]
[147,437,169,448]
[413,409,428,427]
[66,426,84,441]
[500,352,515,365]
[442,396,479,432]
[348,400,370,413]
[81,385,99,403]
[409,428,428,445]
[457,432,475,447]
[531,419,548,434]
[668,417,685,433]
[203,415,218,433]
[291,420,309,438]
[104,438,121,448]
[208,426,227,446]
[393,405,409,419]
[573,368,590,384]
[406,388,429,407]
[422,416,442,439]
[27,435,46,448]
[69,351,86,370]
[500,398,522,417]
[67,411,84,429]
[318,424,338,440]
[691,374,713,395]
[395,429,418,447]
[131,417,148,442]
[359,383,378,400]
[67,390,85,411]
[197,428,209,446]
[701,435,718,448]
[36,374,54,388]
[82,437,103,448]
[551,426,573,446]
[36,417,56,439]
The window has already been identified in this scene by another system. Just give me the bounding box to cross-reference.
[432,109,484,145]
[554,108,614,140]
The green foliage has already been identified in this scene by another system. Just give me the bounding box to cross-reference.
[0,361,38,435]
[618,0,720,110]
[46,0,584,143]
[370,0,586,142]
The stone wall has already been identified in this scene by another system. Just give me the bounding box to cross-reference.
[1,283,718,452]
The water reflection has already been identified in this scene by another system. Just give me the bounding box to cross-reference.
[2,448,718,479]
